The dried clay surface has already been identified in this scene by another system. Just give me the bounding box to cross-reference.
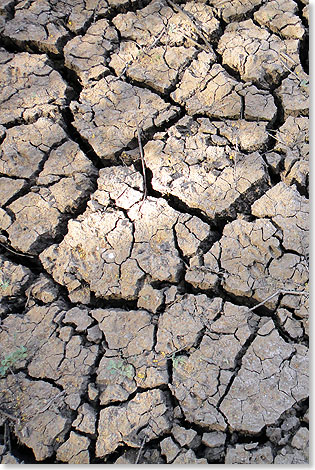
[0,0,309,464]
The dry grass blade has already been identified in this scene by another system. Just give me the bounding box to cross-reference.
[135,435,146,464]
[148,26,167,50]
[0,241,35,258]
[181,32,208,51]
[136,122,148,201]
[166,0,212,51]
[118,28,166,79]
[278,57,301,82]
[248,289,308,312]
[279,51,297,65]
[233,137,239,187]
[266,131,287,146]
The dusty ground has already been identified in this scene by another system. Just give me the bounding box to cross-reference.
[0,0,309,464]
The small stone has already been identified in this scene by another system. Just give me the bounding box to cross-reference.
[160,437,181,463]
[244,442,259,450]
[172,424,197,447]
[202,431,226,448]
[302,409,309,424]
[63,307,93,332]
[88,383,99,402]
[65,393,82,411]
[225,443,273,464]
[164,286,179,305]
[291,427,309,450]
[173,449,207,464]
[173,406,183,419]
[137,284,164,313]
[86,325,103,343]
[56,431,90,464]
[73,403,97,435]
[1,453,21,464]
[59,326,74,342]
[26,274,59,304]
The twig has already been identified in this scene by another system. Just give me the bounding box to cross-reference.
[135,122,147,201]
[166,296,181,309]
[166,346,188,358]
[248,289,308,312]
[0,242,35,258]
[135,435,146,464]
[166,0,212,51]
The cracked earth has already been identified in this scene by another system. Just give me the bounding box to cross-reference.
[0,0,309,464]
